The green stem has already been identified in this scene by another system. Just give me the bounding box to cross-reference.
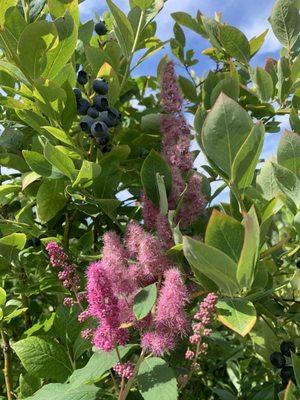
[1,330,14,400]
[118,350,145,400]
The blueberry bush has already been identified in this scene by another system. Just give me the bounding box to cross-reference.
[0,0,299,399]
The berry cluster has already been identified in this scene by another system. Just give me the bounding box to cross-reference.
[270,341,297,388]
[74,63,121,153]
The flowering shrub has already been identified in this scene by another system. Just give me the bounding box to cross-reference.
[0,0,299,399]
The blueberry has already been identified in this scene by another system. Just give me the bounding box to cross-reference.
[32,238,41,247]
[102,144,112,153]
[77,98,90,115]
[296,259,300,269]
[77,70,88,85]
[95,21,107,36]
[73,88,82,101]
[91,122,110,145]
[92,78,109,95]
[100,107,121,127]
[280,341,296,357]
[87,107,99,118]
[80,116,94,132]
[280,366,295,381]
[93,95,109,111]
[270,352,286,368]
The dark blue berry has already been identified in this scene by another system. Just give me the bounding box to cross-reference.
[87,107,99,118]
[280,341,296,357]
[77,98,90,115]
[270,352,286,368]
[80,116,94,132]
[91,122,110,145]
[296,259,300,269]
[73,88,82,101]
[102,144,112,153]
[100,107,121,127]
[77,70,88,85]
[95,21,107,36]
[93,95,109,111]
[92,78,109,95]
[32,238,41,247]
[280,366,295,380]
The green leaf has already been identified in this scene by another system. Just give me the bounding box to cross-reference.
[231,123,265,189]
[0,232,26,250]
[236,207,260,290]
[0,288,6,307]
[270,0,300,51]
[84,45,106,76]
[44,141,75,179]
[210,76,239,106]
[17,20,59,80]
[137,357,178,400]
[291,54,300,82]
[201,93,253,177]
[36,180,66,223]
[156,173,168,215]
[178,76,198,103]
[24,383,99,400]
[106,0,134,60]
[22,150,62,179]
[183,236,240,296]
[43,12,79,80]
[0,184,20,204]
[205,209,244,263]
[72,160,101,188]
[291,353,300,387]
[171,12,206,36]
[20,373,42,398]
[277,130,300,177]
[0,153,28,172]
[42,126,75,147]
[133,283,157,320]
[272,162,300,206]
[216,298,257,336]
[219,25,251,63]
[130,0,153,10]
[12,336,73,382]
[253,67,273,102]
[69,345,134,387]
[249,29,269,56]
[141,149,172,207]
[256,161,281,201]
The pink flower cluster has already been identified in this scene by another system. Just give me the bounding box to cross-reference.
[142,60,206,237]
[46,242,82,307]
[113,362,134,379]
[186,293,218,361]
[83,223,189,355]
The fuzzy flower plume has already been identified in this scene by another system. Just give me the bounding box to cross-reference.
[142,268,189,355]
[125,221,146,257]
[186,292,218,360]
[101,231,135,296]
[177,173,206,228]
[161,60,183,114]
[86,261,128,352]
[141,191,159,230]
[156,213,174,250]
[46,242,81,306]
[137,231,172,279]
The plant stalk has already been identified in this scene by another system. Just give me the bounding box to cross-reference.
[1,330,14,400]
[118,350,145,400]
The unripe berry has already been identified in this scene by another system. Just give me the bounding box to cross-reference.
[80,116,94,132]
[95,21,107,36]
[87,107,99,119]
[77,70,88,85]
[92,78,109,95]
[270,352,286,368]
[77,99,90,115]
[93,95,109,111]
[280,341,296,357]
